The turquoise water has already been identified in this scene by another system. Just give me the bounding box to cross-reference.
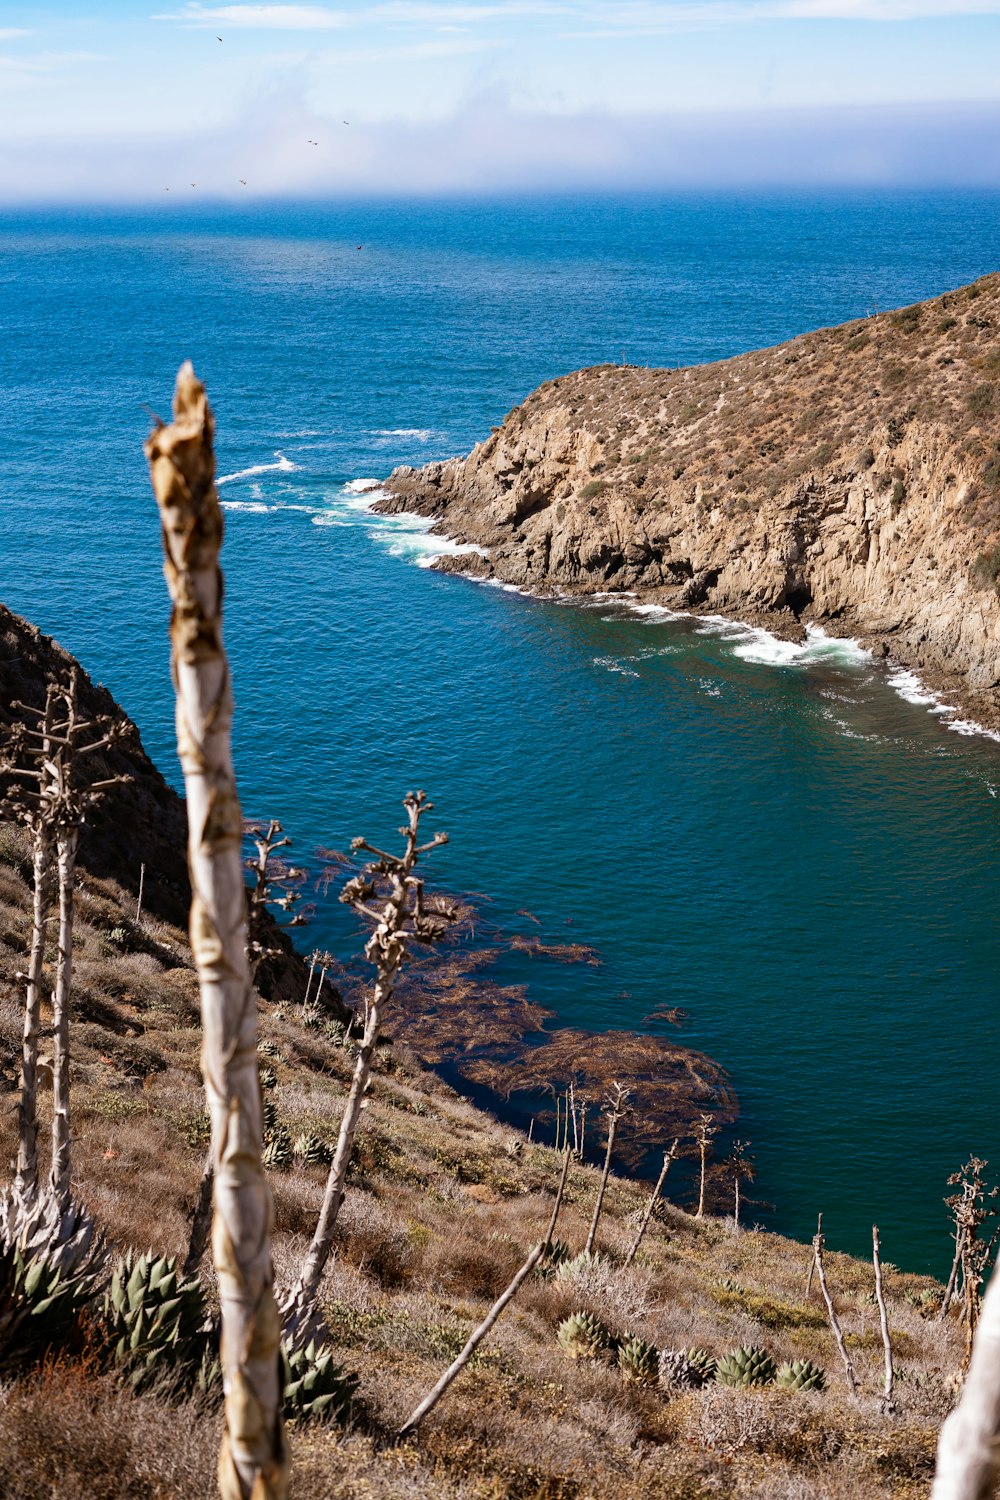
[2,194,1000,1272]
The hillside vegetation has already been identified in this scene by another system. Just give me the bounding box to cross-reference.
[0,617,965,1500]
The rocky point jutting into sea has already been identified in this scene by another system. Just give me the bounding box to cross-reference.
[379,273,1000,730]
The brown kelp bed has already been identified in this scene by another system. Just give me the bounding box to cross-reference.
[316,863,737,1172]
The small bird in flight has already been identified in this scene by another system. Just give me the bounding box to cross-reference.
[217,35,222,41]
[239,179,247,186]
[307,139,318,146]
[343,120,349,125]
[190,182,196,187]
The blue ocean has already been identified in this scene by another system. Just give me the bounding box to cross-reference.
[2,192,1000,1272]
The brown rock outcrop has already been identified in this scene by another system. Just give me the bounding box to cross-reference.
[380,273,1000,725]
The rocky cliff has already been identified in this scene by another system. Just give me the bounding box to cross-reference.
[0,602,336,1011]
[381,273,1000,725]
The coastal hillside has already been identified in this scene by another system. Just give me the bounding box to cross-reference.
[381,273,1000,727]
[0,608,964,1499]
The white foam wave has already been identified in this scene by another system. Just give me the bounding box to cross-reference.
[947,718,1000,744]
[344,477,383,494]
[217,452,297,486]
[220,500,270,513]
[372,428,437,443]
[885,667,939,707]
[593,656,640,678]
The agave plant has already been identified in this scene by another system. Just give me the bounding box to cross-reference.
[659,1349,703,1390]
[776,1358,825,1392]
[715,1345,777,1387]
[0,1189,108,1373]
[282,1339,358,1424]
[618,1335,659,1386]
[555,1249,605,1282]
[293,1132,333,1167]
[104,1252,209,1394]
[684,1347,718,1384]
[264,1126,293,1171]
[536,1238,572,1277]
[557,1310,613,1360]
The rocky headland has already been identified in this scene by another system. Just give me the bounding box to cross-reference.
[379,273,1000,728]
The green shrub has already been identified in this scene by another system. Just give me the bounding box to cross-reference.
[579,480,608,501]
[891,305,921,333]
[971,544,1000,591]
[970,385,995,418]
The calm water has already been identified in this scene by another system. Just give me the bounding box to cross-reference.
[2,193,1000,1273]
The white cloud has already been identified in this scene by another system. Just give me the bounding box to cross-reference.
[154,0,1000,26]
[571,0,1000,30]
[155,4,349,27]
[3,92,1000,198]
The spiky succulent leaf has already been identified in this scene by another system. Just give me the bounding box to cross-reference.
[0,1190,107,1373]
[776,1358,826,1392]
[557,1310,613,1359]
[555,1250,605,1282]
[103,1251,209,1394]
[618,1335,659,1386]
[715,1345,777,1387]
[282,1339,358,1424]
[659,1350,703,1390]
[293,1132,332,1167]
[684,1347,718,1383]
[263,1127,293,1171]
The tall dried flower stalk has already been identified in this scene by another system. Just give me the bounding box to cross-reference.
[1,686,56,1203]
[694,1112,720,1220]
[1,674,123,1204]
[812,1219,857,1398]
[146,362,287,1500]
[933,1267,1000,1499]
[872,1224,895,1414]
[622,1138,679,1270]
[289,791,451,1314]
[584,1082,631,1255]
[398,1147,572,1438]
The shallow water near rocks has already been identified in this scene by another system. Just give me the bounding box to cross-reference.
[2,194,1000,1273]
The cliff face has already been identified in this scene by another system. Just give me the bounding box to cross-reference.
[382,273,1000,722]
[0,602,334,1011]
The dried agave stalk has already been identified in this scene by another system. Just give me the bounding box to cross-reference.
[289,792,449,1314]
[933,1266,1000,1499]
[12,687,56,1202]
[146,363,286,1500]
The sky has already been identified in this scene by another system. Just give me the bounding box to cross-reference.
[1,0,999,197]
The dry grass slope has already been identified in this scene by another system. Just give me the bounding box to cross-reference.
[0,816,962,1500]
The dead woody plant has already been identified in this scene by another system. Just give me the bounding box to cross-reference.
[622,1138,679,1270]
[933,1266,1000,1499]
[812,1218,858,1399]
[0,673,124,1205]
[727,1138,755,1229]
[872,1224,895,1414]
[399,1146,572,1438]
[694,1112,720,1220]
[942,1156,999,1370]
[584,1082,631,1255]
[186,815,313,1275]
[146,362,286,1500]
[287,790,453,1317]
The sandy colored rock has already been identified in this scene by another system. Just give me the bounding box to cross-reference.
[381,272,1000,727]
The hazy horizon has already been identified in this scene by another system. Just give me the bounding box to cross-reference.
[2,1,1000,200]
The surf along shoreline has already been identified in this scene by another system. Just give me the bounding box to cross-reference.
[373,273,1000,741]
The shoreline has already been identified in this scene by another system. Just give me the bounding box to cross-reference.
[362,482,1000,747]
